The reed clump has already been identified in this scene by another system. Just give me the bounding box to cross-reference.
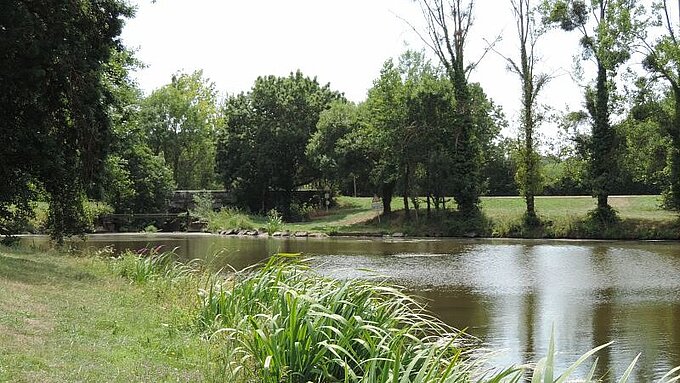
[196,255,502,382]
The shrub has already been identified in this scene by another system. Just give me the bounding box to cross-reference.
[115,246,196,284]
[196,256,499,382]
[264,209,283,235]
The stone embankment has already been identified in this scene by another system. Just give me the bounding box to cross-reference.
[216,229,329,238]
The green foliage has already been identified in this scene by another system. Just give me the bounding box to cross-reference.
[358,52,502,215]
[216,71,343,215]
[205,208,258,232]
[190,191,216,221]
[643,2,680,210]
[307,101,373,195]
[0,0,133,241]
[99,48,176,215]
[115,246,197,284]
[543,0,643,213]
[265,209,283,235]
[197,256,495,382]
[139,70,220,189]
[103,146,175,214]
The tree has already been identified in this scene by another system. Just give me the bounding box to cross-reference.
[618,78,673,195]
[103,147,175,214]
[544,0,642,218]
[411,0,484,214]
[216,71,342,215]
[0,0,133,240]
[364,59,409,214]
[501,0,551,223]
[139,71,219,190]
[306,101,373,196]
[642,0,680,210]
[98,47,176,214]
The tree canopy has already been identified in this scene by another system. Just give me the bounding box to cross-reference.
[0,0,133,240]
[216,71,343,215]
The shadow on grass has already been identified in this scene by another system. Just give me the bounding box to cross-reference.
[498,213,680,240]
[298,207,371,225]
[339,209,494,237]
[0,250,97,286]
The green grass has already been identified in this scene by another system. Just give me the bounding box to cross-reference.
[2,246,679,382]
[196,255,499,382]
[0,246,211,382]
[293,195,679,240]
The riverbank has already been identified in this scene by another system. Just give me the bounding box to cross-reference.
[0,246,498,382]
[0,246,209,381]
[3,245,677,382]
[206,195,680,240]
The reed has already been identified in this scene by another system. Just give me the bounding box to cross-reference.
[115,246,197,284]
[197,255,504,382]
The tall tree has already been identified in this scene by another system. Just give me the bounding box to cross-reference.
[544,0,642,217]
[643,0,680,210]
[411,0,483,214]
[101,49,175,214]
[503,0,550,223]
[139,71,219,190]
[306,101,373,196]
[0,0,133,240]
[216,71,342,215]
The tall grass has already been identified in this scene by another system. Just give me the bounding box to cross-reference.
[206,207,259,232]
[525,330,680,382]
[196,255,510,382]
[115,246,198,284]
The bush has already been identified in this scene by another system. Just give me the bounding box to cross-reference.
[264,209,283,235]
[115,246,196,284]
[197,256,497,382]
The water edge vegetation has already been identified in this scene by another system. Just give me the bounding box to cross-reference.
[1,245,679,382]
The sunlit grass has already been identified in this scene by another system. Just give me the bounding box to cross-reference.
[2,246,680,382]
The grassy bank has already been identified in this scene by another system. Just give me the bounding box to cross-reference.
[203,195,680,240]
[3,246,676,382]
[0,246,210,381]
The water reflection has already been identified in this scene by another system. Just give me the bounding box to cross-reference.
[20,235,680,381]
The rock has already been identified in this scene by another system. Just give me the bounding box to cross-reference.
[294,231,309,238]
[392,232,405,238]
[280,231,291,237]
[245,230,258,236]
[223,228,237,235]
[272,232,283,237]
[464,232,477,238]
[237,229,248,236]
[309,232,329,238]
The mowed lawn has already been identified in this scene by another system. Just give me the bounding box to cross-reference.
[480,195,677,223]
[323,195,676,223]
[0,247,208,382]
[294,195,678,238]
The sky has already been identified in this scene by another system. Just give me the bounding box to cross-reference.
[120,0,587,138]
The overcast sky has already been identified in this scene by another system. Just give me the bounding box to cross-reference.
[121,0,587,137]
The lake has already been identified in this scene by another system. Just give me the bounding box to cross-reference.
[22,233,680,381]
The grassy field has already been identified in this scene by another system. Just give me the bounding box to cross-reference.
[275,195,679,239]
[0,247,210,382]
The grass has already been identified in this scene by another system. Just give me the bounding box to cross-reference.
[196,255,499,382]
[274,195,680,240]
[0,245,210,382]
[1,246,679,382]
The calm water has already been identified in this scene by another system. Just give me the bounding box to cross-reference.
[22,234,680,381]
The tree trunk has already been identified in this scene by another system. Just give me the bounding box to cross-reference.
[382,181,394,214]
[403,163,410,219]
[592,61,613,211]
[426,192,431,216]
